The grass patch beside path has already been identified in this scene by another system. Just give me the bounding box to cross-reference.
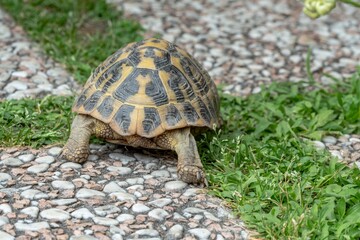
[1,0,360,239]
[200,74,360,239]
[0,0,143,83]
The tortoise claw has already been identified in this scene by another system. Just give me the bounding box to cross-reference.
[178,165,207,187]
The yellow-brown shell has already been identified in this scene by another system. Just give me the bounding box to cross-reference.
[73,38,220,138]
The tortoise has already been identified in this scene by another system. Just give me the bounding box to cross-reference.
[60,38,220,185]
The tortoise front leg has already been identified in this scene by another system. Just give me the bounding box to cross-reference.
[155,128,207,186]
[59,114,95,163]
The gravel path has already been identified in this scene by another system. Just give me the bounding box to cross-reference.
[0,145,249,240]
[109,0,360,95]
[0,9,80,100]
[1,0,360,239]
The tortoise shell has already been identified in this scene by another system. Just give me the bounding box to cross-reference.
[73,38,220,138]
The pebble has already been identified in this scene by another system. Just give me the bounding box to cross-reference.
[60,162,82,169]
[0,231,14,240]
[322,136,338,145]
[133,229,159,237]
[116,214,135,222]
[149,198,172,207]
[107,166,132,175]
[20,206,39,218]
[93,216,119,226]
[71,208,95,219]
[167,224,184,239]
[94,205,121,216]
[2,157,23,166]
[148,208,170,221]
[20,189,49,200]
[132,203,150,213]
[109,153,136,164]
[0,173,12,183]
[313,140,326,150]
[51,180,75,190]
[110,192,137,201]
[14,222,50,231]
[51,198,78,206]
[40,208,71,221]
[27,163,49,173]
[188,228,211,240]
[70,236,98,240]
[151,170,171,178]
[103,181,126,193]
[164,181,188,191]
[76,188,105,198]
[35,156,55,164]
[18,154,35,162]
[0,216,9,226]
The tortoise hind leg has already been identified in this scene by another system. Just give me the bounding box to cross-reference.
[155,128,207,186]
[59,114,94,163]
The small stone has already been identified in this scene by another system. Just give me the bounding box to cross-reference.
[151,170,170,178]
[0,230,14,240]
[15,222,50,231]
[183,188,202,197]
[330,150,343,160]
[51,180,75,190]
[132,203,150,213]
[110,192,137,202]
[2,157,23,167]
[71,208,94,219]
[18,154,35,162]
[92,217,119,226]
[103,181,126,193]
[116,214,135,222]
[94,205,121,217]
[148,208,170,221]
[51,198,78,206]
[0,216,9,226]
[76,188,105,198]
[349,137,360,143]
[0,173,12,183]
[204,212,220,222]
[109,153,136,164]
[20,206,39,218]
[149,198,172,208]
[188,228,211,240]
[40,208,70,221]
[145,162,158,170]
[112,234,123,240]
[110,225,126,235]
[107,166,132,175]
[21,189,49,200]
[322,136,337,144]
[35,156,55,164]
[183,207,205,214]
[134,153,158,163]
[27,163,50,173]
[133,229,159,237]
[60,162,82,169]
[164,181,188,191]
[313,141,326,150]
[69,236,98,240]
[126,177,144,185]
[88,154,99,161]
[166,224,184,239]
[11,71,28,78]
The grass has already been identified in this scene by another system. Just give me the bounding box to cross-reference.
[1,0,360,239]
[0,0,143,84]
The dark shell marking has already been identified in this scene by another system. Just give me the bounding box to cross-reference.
[73,38,220,137]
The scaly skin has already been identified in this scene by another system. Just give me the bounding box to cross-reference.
[60,114,207,185]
